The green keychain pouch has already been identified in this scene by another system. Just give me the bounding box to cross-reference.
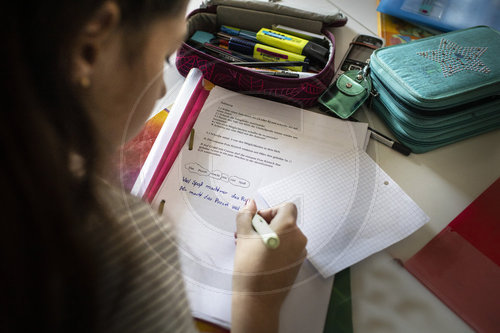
[318,69,371,119]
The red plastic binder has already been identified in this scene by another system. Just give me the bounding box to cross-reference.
[404,177,500,333]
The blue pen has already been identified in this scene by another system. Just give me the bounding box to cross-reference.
[204,42,256,62]
[220,25,258,42]
[262,30,292,41]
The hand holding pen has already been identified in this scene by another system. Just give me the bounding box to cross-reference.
[232,199,307,332]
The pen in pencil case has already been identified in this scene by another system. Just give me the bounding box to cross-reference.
[187,38,250,62]
[228,37,307,71]
[230,60,309,69]
[188,31,244,60]
[245,68,300,78]
[220,25,258,42]
[203,42,256,62]
[271,24,327,45]
[240,67,316,78]
[188,31,241,61]
[187,39,245,62]
[216,38,229,48]
[216,31,234,41]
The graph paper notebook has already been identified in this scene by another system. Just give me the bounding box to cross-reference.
[259,148,429,277]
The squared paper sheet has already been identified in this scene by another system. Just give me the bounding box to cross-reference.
[259,148,429,277]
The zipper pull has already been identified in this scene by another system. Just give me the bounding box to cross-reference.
[362,59,371,78]
[369,87,378,109]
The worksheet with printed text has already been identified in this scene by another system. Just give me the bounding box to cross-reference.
[151,86,368,331]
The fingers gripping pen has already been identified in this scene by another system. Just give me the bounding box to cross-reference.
[251,214,280,249]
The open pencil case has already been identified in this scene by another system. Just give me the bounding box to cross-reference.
[175,0,347,107]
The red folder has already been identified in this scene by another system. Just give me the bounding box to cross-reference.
[404,177,500,333]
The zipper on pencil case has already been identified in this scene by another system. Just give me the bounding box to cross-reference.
[373,77,500,129]
[372,98,500,145]
[372,72,500,122]
[372,78,500,134]
[370,65,496,112]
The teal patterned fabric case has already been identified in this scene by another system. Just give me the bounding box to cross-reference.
[370,26,500,153]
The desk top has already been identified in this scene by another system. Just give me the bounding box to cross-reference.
[158,1,500,331]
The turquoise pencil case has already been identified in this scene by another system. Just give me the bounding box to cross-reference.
[369,26,500,153]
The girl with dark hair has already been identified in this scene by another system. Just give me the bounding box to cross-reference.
[1,1,307,332]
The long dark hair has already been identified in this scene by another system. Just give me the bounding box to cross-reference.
[1,1,185,332]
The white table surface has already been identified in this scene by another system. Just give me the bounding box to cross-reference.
[157,1,500,332]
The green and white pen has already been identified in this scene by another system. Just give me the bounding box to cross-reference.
[252,214,280,249]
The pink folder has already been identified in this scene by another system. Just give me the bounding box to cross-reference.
[404,177,500,332]
[130,68,210,201]
[144,78,209,202]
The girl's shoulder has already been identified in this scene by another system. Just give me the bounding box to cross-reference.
[92,180,197,333]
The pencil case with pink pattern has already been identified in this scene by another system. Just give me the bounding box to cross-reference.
[175,0,347,107]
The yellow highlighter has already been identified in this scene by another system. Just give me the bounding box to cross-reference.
[256,28,328,65]
[228,37,306,71]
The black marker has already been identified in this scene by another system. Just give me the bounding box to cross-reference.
[230,61,309,68]
[367,128,411,156]
[347,116,411,155]
[318,104,412,156]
